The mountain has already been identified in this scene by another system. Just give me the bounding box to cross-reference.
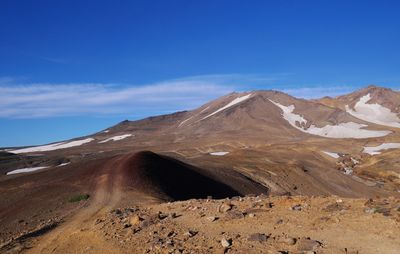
[318,85,400,128]
[1,85,400,252]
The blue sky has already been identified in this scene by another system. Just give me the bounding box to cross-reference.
[1,0,400,147]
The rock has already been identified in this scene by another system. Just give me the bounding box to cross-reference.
[344,248,359,254]
[265,202,274,208]
[281,237,296,245]
[374,207,391,216]
[248,233,268,242]
[221,237,232,248]
[113,209,122,215]
[184,230,198,238]
[276,219,284,224]
[291,204,302,211]
[364,207,376,214]
[248,213,255,218]
[158,212,168,220]
[94,218,104,225]
[129,215,142,225]
[364,198,374,206]
[219,203,232,213]
[169,212,179,219]
[141,219,153,228]
[226,210,245,219]
[207,216,218,222]
[296,238,321,251]
[323,203,344,212]
[167,231,176,237]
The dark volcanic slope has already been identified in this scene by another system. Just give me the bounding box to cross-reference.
[120,151,247,200]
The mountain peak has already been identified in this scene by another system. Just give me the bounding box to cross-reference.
[358,84,395,94]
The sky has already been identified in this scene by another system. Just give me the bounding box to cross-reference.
[1,0,400,147]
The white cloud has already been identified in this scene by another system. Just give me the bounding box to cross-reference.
[0,74,373,119]
[0,77,237,118]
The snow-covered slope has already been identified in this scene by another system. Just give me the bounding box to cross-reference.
[10,138,94,154]
[269,100,391,139]
[322,151,340,159]
[346,94,400,128]
[99,134,133,143]
[363,143,400,155]
[202,94,252,120]
[6,166,49,175]
[209,151,229,156]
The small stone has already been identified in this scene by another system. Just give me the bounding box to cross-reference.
[374,207,391,216]
[248,233,268,242]
[167,231,176,237]
[169,212,179,219]
[265,202,274,208]
[207,216,218,222]
[158,212,168,220]
[364,207,376,214]
[281,237,296,245]
[248,213,255,218]
[296,238,321,251]
[227,210,245,219]
[141,219,152,228]
[291,204,302,211]
[219,203,232,213]
[323,203,344,212]
[221,237,232,248]
[129,215,142,225]
[184,230,198,238]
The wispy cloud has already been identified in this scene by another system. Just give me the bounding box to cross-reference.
[0,74,366,119]
[0,75,241,118]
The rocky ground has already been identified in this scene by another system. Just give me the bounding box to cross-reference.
[89,195,399,254]
[1,194,400,253]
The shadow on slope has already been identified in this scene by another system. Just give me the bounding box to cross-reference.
[120,151,242,200]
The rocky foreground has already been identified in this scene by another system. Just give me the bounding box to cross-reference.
[96,195,399,254]
[2,195,400,254]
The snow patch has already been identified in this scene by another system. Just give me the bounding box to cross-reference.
[322,151,340,159]
[178,116,193,127]
[199,106,210,114]
[269,100,391,139]
[209,152,229,156]
[57,162,71,167]
[202,94,252,120]
[346,94,400,128]
[103,130,110,133]
[10,138,95,154]
[363,143,400,155]
[7,166,48,175]
[99,134,132,143]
